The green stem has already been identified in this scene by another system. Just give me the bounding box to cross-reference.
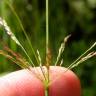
[46,0,49,78]
[45,88,49,96]
[46,0,49,55]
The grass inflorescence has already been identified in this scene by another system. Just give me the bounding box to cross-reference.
[0,0,96,96]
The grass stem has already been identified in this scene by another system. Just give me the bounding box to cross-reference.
[45,87,49,96]
[46,0,49,53]
[46,0,50,83]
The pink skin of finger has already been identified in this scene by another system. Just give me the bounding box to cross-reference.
[0,66,81,96]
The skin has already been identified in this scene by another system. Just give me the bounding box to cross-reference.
[0,66,81,96]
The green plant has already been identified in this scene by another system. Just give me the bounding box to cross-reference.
[0,0,96,96]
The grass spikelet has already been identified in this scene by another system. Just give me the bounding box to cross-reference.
[66,42,96,71]
[37,49,47,81]
[71,51,96,68]
[0,17,35,67]
[55,35,71,66]
[60,59,63,66]
[0,17,21,46]
[37,50,42,66]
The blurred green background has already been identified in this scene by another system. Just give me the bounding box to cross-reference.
[0,0,96,96]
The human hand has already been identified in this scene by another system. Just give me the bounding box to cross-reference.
[0,66,81,96]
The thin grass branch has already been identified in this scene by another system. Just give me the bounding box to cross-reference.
[55,35,71,66]
[66,42,96,71]
[71,51,96,68]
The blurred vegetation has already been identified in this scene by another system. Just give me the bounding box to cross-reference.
[0,0,96,96]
